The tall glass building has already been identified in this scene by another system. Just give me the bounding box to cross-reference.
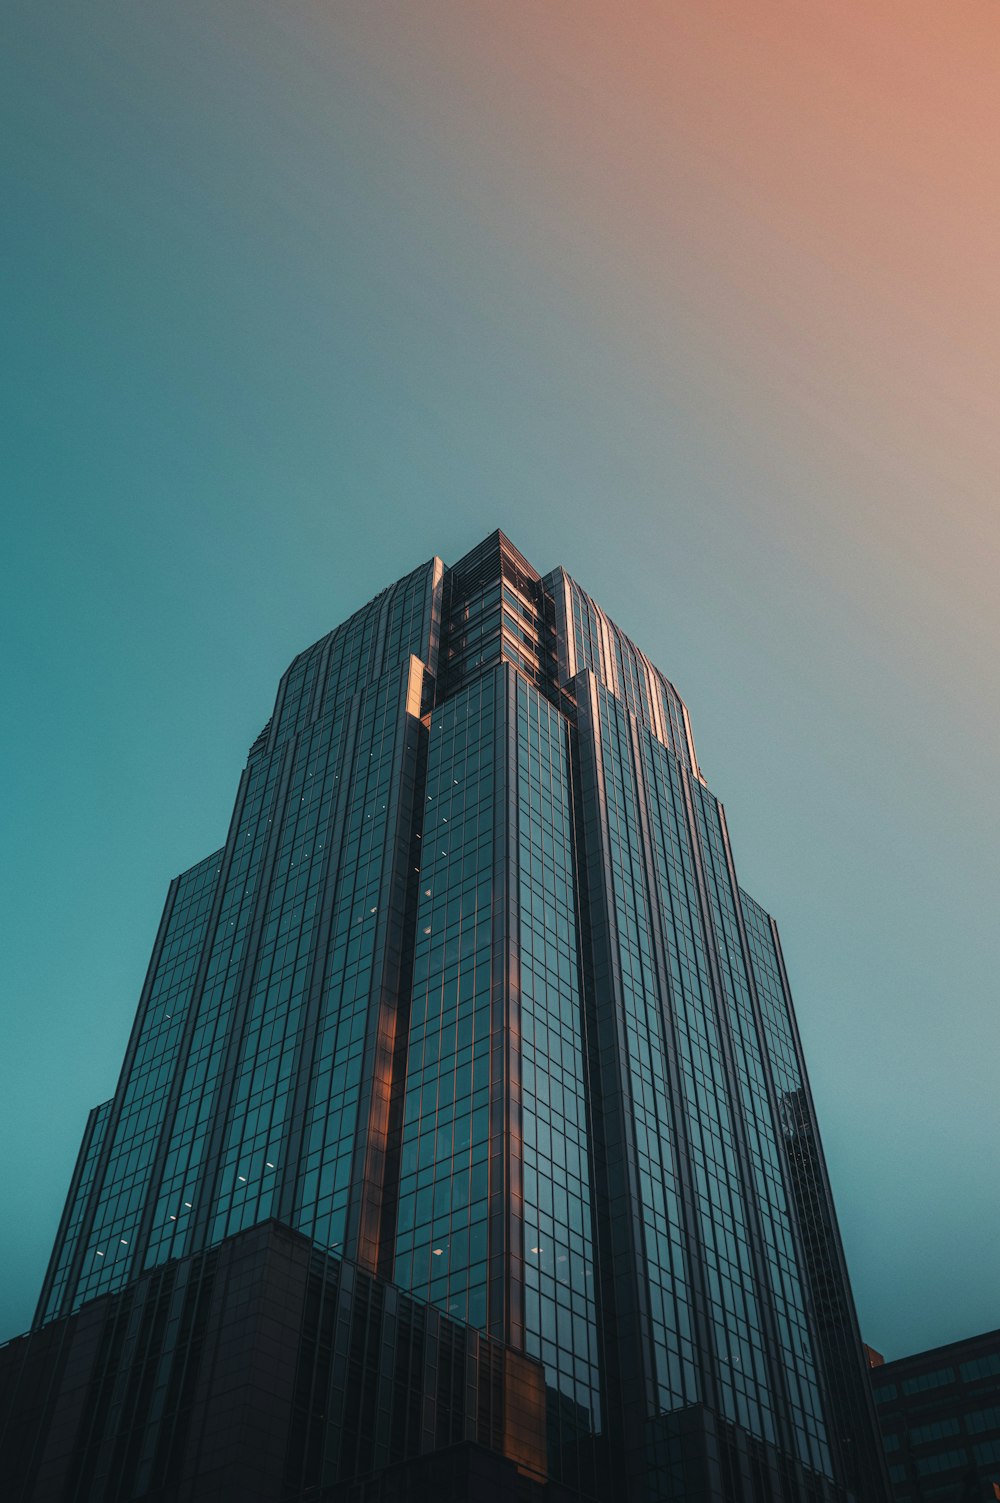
[4,532,888,1502]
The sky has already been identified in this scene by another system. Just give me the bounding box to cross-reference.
[1,0,998,1361]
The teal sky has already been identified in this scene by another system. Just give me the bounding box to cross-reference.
[2,1,998,1358]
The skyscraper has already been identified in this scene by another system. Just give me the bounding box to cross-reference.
[2,532,889,1502]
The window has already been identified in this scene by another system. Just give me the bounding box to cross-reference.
[914,1447,966,1476]
[901,1367,955,1396]
[966,1405,1000,1434]
[909,1418,960,1446]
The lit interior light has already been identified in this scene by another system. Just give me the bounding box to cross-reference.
[238,1175,247,1182]
[531,1247,542,1254]
[169,1215,177,1221]
[265,1163,275,1169]
[120,1239,128,1245]
[184,1202,192,1208]
[95,1251,104,1257]
[432,1248,443,1256]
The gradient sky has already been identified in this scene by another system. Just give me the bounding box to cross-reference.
[2,1,998,1360]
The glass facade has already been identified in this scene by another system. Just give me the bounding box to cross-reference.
[31,530,885,1502]
[393,670,498,1334]
[515,676,600,1450]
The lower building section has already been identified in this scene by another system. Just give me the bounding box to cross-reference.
[1,1221,870,1503]
[0,1222,548,1503]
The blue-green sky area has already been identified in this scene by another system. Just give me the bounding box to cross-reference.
[2,2,998,1357]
